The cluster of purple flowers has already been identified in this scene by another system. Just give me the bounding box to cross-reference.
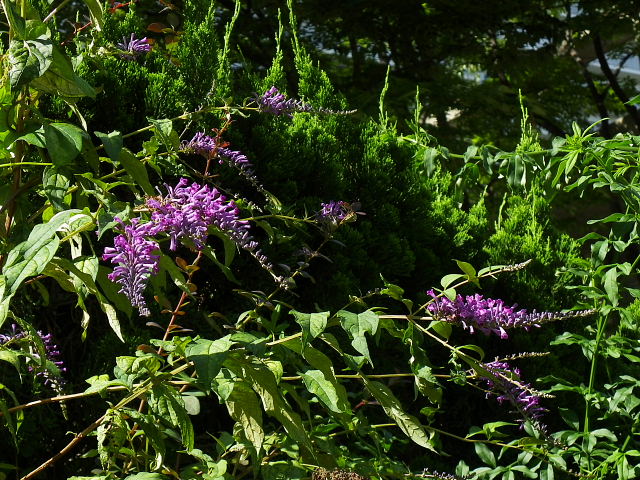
[146,178,256,252]
[103,218,161,316]
[103,179,263,315]
[0,324,66,392]
[481,360,548,429]
[117,33,152,60]
[427,291,594,339]
[181,132,257,185]
[256,86,356,117]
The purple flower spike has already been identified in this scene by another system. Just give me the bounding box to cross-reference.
[256,86,356,117]
[427,291,595,339]
[482,360,548,430]
[181,132,218,157]
[256,86,313,117]
[103,218,160,316]
[146,178,257,252]
[0,325,66,393]
[117,33,152,59]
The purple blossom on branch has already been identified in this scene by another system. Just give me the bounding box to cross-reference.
[481,360,548,430]
[181,133,258,183]
[102,218,161,317]
[426,290,595,339]
[146,178,257,252]
[256,86,356,117]
[117,33,151,59]
[318,200,350,223]
[0,325,66,392]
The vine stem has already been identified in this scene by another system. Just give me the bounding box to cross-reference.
[0,381,192,416]
[19,363,191,480]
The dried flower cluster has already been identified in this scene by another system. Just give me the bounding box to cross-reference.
[427,291,595,338]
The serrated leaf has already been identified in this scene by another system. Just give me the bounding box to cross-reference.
[291,310,329,345]
[362,377,435,451]
[337,310,379,366]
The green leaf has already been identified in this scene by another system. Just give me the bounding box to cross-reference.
[123,473,169,480]
[8,22,53,89]
[185,336,234,392]
[119,148,154,195]
[291,310,329,345]
[362,377,436,451]
[121,408,166,465]
[95,131,122,162]
[43,165,71,211]
[224,380,264,456]
[82,0,104,31]
[301,369,348,414]
[603,267,619,306]
[149,118,179,151]
[45,122,85,166]
[440,273,465,289]
[0,349,21,374]
[148,384,194,450]
[0,396,18,448]
[30,47,95,98]
[228,358,315,459]
[337,309,379,366]
[3,1,26,39]
[474,442,496,467]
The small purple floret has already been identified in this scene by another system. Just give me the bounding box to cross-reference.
[256,86,313,117]
[482,360,547,429]
[427,291,594,339]
[147,178,256,252]
[0,325,66,392]
[117,33,151,59]
[102,218,160,316]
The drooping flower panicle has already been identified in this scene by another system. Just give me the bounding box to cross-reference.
[427,290,595,339]
[146,178,257,251]
[256,86,356,117]
[481,360,548,430]
[117,33,152,59]
[104,179,269,315]
[102,218,161,316]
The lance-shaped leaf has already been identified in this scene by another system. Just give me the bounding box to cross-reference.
[337,309,379,366]
[1,209,82,296]
[224,380,264,457]
[362,377,436,451]
[227,357,315,459]
[31,47,95,98]
[291,310,329,345]
[119,148,154,195]
[148,384,194,450]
